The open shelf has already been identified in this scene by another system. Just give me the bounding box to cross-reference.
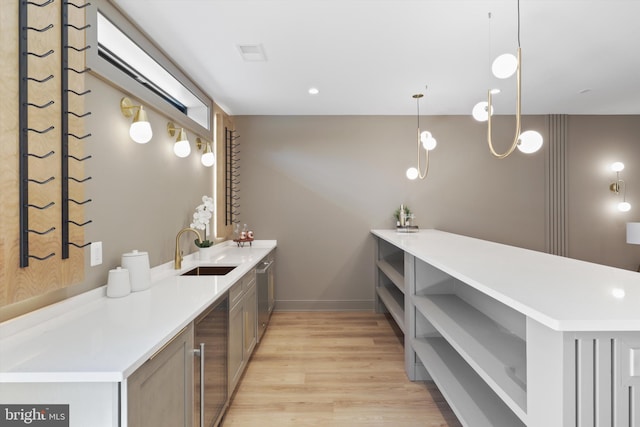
[376,255,404,293]
[376,285,405,333]
[413,294,526,421]
[412,337,526,427]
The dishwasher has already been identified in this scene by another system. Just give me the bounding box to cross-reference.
[256,253,275,342]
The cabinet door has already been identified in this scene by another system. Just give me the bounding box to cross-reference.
[243,282,257,357]
[127,324,194,427]
[228,299,245,395]
[267,261,275,314]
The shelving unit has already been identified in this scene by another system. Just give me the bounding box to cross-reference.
[374,238,405,333]
[411,337,525,427]
[413,295,527,423]
[371,228,640,426]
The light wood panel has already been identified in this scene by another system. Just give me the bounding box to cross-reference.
[214,104,233,240]
[0,0,85,312]
[223,312,461,427]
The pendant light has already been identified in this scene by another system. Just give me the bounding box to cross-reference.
[477,0,543,159]
[406,92,437,180]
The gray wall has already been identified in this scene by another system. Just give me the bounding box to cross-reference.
[567,116,640,268]
[83,75,214,287]
[0,75,215,320]
[236,115,640,311]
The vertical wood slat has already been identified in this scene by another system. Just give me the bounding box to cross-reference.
[574,337,640,426]
[631,386,639,427]
[594,339,613,427]
[613,340,631,426]
[577,338,596,427]
[546,114,568,257]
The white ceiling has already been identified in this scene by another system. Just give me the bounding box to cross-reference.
[111,0,640,116]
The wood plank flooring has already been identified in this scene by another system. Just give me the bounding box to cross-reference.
[222,311,462,427]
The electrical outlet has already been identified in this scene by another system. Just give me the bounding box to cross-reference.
[90,241,102,266]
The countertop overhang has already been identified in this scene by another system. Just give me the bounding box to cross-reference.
[372,229,640,332]
[0,240,276,383]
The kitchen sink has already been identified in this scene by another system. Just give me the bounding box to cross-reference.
[181,266,236,276]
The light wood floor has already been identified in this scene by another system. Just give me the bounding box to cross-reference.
[222,311,462,427]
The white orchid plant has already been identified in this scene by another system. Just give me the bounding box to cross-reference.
[190,195,214,248]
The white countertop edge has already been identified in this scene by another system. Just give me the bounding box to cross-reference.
[0,240,277,383]
[371,229,640,332]
[0,239,279,339]
[0,252,199,341]
[0,371,123,383]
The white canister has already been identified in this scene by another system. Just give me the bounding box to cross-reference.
[107,267,131,298]
[121,249,151,292]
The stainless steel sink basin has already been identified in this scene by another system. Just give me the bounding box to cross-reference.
[181,266,236,276]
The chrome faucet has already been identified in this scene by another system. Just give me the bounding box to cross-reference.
[175,227,202,270]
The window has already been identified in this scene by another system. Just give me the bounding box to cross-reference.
[87,0,212,137]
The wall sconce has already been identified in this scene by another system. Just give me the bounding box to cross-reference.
[406,92,437,180]
[196,138,215,167]
[610,162,631,212]
[120,97,153,144]
[167,122,191,158]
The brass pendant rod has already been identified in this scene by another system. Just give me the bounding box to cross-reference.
[417,126,430,180]
[412,93,429,179]
[487,47,522,159]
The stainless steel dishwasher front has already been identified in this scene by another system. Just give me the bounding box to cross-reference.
[256,255,274,342]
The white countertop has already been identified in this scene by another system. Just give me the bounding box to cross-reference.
[0,240,276,383]
[372,229,640,332]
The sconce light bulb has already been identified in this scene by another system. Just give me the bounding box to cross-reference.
[517,130,543,154]
[618,201,631,212]
[472,101,492,122]
[406,167,419,180]
[611,162,625,172]
[492,53,518,79]
[173,139,191,158]
[129,121,153,144]
[201,152,215,167]
[420,131,437,151]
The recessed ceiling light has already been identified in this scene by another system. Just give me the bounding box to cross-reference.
[579,88,592,94]
[308,87,319,95]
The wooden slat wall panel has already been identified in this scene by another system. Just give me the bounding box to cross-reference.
[574,335,640,427]
[0,0,85,311]
[214,104,233,240]
[546,114,568,256]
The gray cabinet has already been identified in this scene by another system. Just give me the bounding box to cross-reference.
[127,324,194,427]
[244,282,257,355]
[228,291,244,394]
[228,268,257,396]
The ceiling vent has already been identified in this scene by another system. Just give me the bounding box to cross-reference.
[237,44,266,62]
